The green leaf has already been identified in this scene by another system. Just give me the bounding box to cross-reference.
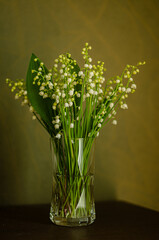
[26,53,54,134]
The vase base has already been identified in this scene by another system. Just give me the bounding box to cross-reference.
[49,212,96,227]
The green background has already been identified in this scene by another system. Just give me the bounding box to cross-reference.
[0,0,159,211]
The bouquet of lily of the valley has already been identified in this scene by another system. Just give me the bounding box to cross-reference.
[6,43,145,226]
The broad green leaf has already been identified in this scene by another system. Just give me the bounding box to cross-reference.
[26,53,54,134]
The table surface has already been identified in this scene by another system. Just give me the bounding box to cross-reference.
[0,201,159,240]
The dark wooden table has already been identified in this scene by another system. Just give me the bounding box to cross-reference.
[0,201,159,240]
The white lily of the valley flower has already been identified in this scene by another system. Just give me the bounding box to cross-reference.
[98,96,102,101]
[126,88,131,93]
[55,133,61,139]
[32,115,36,120]
[109,103,114,108]
[69,90,74,96]
[55,118,60,123]
[43,93,48,98]
[49,82,53,89]
[121,103,128,109]
[98,89,103,94]
[65,103,69,107]
[89,89,94,94]
[112,120,117,125]
[68,78,71,84]
[90,83,95,88]
[131,84,137,89]
[39,91,44,96]
[40,86,45,91]
[122,87,126,92]
[89,72,94,78]
[29,106,34,112]
[70,123,74,128]
[54,124,60,129]
[78,71,83,76]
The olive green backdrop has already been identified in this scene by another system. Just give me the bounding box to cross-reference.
[0,0,159,211]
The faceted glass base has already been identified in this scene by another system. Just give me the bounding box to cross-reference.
[49,211,96,227]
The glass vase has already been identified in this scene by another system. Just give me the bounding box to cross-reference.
[49,137,96,227]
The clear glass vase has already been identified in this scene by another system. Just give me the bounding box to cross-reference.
[49,137,96,227]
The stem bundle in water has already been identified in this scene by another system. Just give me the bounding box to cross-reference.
[49,137,95,226]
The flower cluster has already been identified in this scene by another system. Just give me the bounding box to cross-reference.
[6,43,145,139]
[5,78,37,120]
[6,78,27,101]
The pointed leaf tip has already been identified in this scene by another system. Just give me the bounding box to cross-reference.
[26,54,55,134]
